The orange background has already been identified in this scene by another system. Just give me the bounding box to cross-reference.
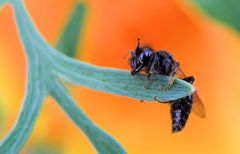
[1,0,240,153]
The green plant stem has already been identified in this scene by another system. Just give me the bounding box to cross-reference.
[0,61,46,153]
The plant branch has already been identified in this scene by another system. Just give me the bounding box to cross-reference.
[0,66,46,153]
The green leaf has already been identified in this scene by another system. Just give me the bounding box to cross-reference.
[0,58,46,152]
[195,0,240,32]
[0,0,195,153]
[49,51,194,101]
[56,3,85,57]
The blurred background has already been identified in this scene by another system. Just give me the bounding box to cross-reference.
[1,0,240,153]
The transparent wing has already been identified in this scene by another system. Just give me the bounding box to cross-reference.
[192,92,206,118]
[177,67,206,118]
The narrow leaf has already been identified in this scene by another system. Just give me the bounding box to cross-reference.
[56,3,86,57]
[0,74,46,153]
[0,1,47,153]
[45,49,195,102]
[51,80,126,154]
[195,0,240,32]
[11,0,195,102]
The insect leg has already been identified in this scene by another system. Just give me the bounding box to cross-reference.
[168,62,180,86]
[159,62,179,90]
[143,55,159,89]
[144,73,152,89]
[153,96,168,103]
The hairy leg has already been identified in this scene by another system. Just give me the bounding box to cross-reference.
[153,96,168,103]
[144,73,152,89]
[159,62,179,90]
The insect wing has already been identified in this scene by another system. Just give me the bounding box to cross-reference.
[177,67,206,118]
[192,92,206,118]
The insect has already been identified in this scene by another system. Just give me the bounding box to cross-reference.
[130,38,179,89]
[129,38,206,133]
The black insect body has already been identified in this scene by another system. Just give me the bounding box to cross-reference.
[129,39,206,133]
[130,39,155,76]
[130,39,179,89]
[170,76,195,133]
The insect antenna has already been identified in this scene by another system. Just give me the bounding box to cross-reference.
[123,38,141,60]
[136,38,141,55]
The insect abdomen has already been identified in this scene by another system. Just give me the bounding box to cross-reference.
[170,96,193,133]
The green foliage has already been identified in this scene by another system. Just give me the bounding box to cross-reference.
[56,3,85,57]
[0,0,195,153]
[195,0,240,32]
